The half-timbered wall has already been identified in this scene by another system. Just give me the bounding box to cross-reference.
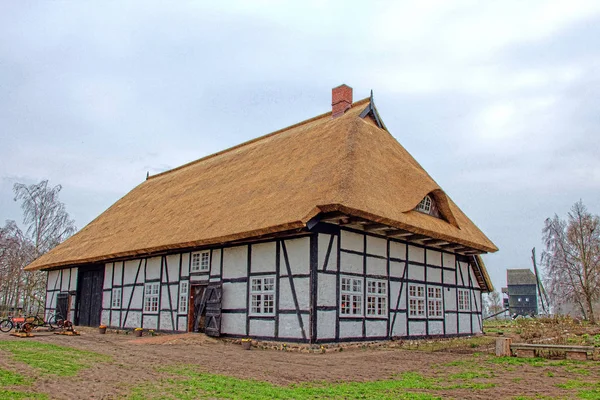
[315,227,483,342]
[44,228,483,342]
[45,267,78,322]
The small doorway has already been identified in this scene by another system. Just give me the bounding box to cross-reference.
[56,293,70,322]
[188,284,207,333]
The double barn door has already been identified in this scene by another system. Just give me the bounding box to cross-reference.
[189,284,222,337]
[77,267,104,326]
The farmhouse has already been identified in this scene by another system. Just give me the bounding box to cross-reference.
[25,85,498,343]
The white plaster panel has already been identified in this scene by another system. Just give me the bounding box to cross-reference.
[389,281,406,310]
[159,312,175,330]
[341,230,364,253]
[101,310,110,326]
[123,260,142,284]
[221,313,247,335]
[178,316,188,332]
[339,320,362,339]
[143,315,158,330]
[442,253,456,269]
[284,237,310,275]
[317,273,336,307]
[443,269,456,285]
[102,291,111,309]
[427,267,442,284]
[429,321,444,335]
[366,256,386,276]
[103,264,113,289]
[113,263,122,286]
[469,268,480,289]
[279,277,310,311]
[340,252,363,275]
[160,284,177,311]
[389,261,405,278]
[407,264,425,281]
[390,241,407,260]
[166,255,180,282]
[278,313,304,339]
[391,313,407,337]
[366,236,386,257]
[365,320,387,337]
[472,315,482,334]
[472,290,481,312]
[426,249,442,266]
[124,286,143,310]
[69,268,78,291]
[181,253,190,277]
[445,316,457,334]
[62,268,72,290]
[45,293,53,310]
[318,234,338,271]
[222,282,247,310]
[251,242,276,273]
[445,288,457,311]
[110,311,121,328]
[459,314,471,334]
[459,262,470,286]
[317,310,336,340]
[250,319,275,337]
[211,249,222,276]
[47,270,59,290]
[209,277,221,283]
[409,321,426,336]
[408,246,425,263]
[223,246,248,279]
[146,257,161,281]
[123,311,141,329]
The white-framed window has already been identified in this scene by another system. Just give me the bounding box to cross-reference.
[367,279,387,317]
[416,195,432,214]
[458,289,470,311]
[341,276,363,316]
[191,251,210,272]
[111,288,121,309]
[427,286,443,317]
[179,281,189,314]
[409,284,425,317]
[144,283,160,313]
[250,276,275,315]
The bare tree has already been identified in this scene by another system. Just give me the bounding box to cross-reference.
[483,290,504,318]
[542,201,600,323]
[14,180,76,257]
[0,181,76,316]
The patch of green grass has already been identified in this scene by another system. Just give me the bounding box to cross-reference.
[129,367,496,400]
[488,356,547,367]
[556,380,600,399]
[449,371,492,380]
[0,369,29,387]
[0,390,47,400]
[0,341,110,376]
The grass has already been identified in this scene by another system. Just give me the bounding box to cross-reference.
[129,366,497,400]
[556,380,600,400]
[0,341,110,376]
[0,368,46,400]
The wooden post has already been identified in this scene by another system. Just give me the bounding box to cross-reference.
[495,337,512,357]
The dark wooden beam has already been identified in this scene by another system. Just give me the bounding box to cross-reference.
[440,243,462,249]
[404,234,429,242]
[363,223,389,231]
[422,239,449,246]
[385,229,413,237]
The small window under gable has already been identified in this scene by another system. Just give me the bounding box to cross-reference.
[416,195,432,214]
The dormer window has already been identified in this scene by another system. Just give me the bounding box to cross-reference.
[416,195,432,214]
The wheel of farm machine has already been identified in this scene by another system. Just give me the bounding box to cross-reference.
[21,322,34,334]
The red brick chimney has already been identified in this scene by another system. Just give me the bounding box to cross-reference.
[332,84,353,118]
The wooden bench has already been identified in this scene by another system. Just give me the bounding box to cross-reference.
[510,343,595,360]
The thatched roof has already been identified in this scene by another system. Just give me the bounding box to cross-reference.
[507,269,537,286]
[25,96,497,271]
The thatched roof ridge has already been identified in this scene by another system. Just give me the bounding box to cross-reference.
[25,95,497,271]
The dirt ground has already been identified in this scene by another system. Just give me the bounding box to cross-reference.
[1,328,599,399]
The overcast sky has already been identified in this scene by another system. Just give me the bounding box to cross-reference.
[1,1,599,290]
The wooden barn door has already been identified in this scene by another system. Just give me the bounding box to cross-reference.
[77,267,104,326]
[204,284,222,337]
[190,283,222,336]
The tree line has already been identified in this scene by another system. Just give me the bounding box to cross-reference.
[484,201,600,323]
[0,181,75,316]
